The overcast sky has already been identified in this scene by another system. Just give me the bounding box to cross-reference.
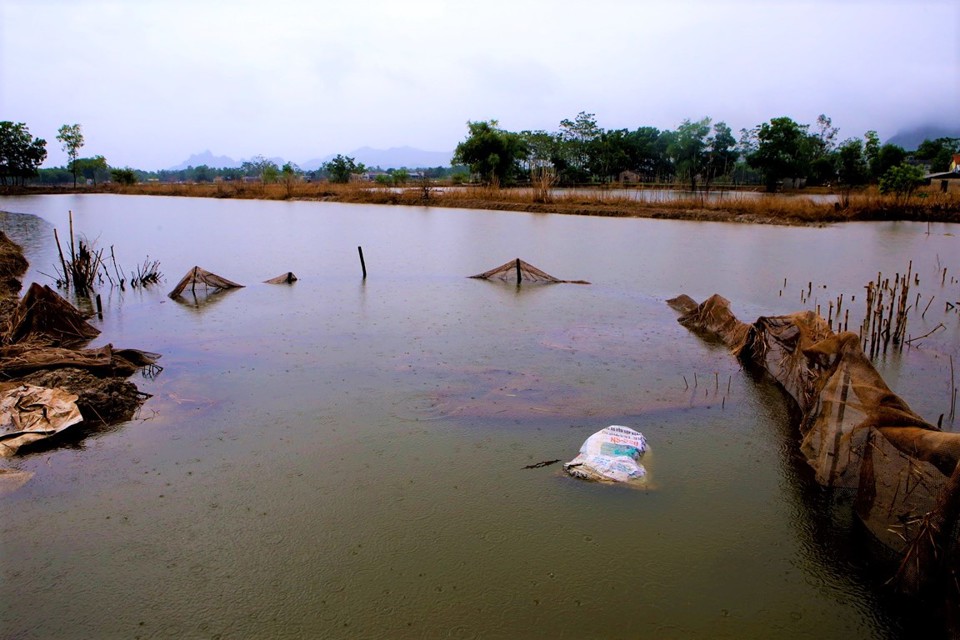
[2,0,957,170]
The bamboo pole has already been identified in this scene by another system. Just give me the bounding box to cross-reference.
[53,228,69,287]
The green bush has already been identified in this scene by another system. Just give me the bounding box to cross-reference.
[878,163,926,199]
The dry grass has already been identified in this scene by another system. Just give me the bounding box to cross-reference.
[93,181,960,225]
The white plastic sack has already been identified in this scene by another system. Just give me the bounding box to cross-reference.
[564,425,648,483]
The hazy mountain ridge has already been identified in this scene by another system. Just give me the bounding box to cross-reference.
[169,146,453,171]
[301,146,453,171]
[887,124,960,151]
[168,150,242,170]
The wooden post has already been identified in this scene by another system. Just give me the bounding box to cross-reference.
[53,228,69,287]
[68,210,76,266]
[358,246,367,279]
[515,258,522,284]
[95,294,103,319]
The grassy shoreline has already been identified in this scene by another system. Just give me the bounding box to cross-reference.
[5,182,960,226]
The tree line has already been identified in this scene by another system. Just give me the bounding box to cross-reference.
[452,112,960,193]
[0,122,125,188]
[2,116,957,193]
[0,122,460,188]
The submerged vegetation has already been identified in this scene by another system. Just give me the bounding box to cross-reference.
[49,211,163,295]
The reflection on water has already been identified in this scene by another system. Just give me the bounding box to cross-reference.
[444,186,840,205]
[169,286,243,311]
[0,194,957,639]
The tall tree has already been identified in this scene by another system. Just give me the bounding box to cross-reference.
[704,121,739,189]
[281,162,301,196]
[519,129,559,199]
[873,143,907,180]
[587,129,632,183]
[56,124,84,187]
[835,138,868,206]
[518,129,557,175]
[747,117,811,191]
[323,154,365,184]
[76,155,109,185]
[863,130,881,178]
[556,111,601,184]
[110,167,137,186]
[452,120,527,186]
[623,126,666,181]
[806,114,840,186]
[668,118,712,191]
[813,114,839,154]
[0,121,47,186]
[241,155,280,182]
[193,164,214,183]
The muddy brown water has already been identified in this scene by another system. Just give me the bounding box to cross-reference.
[0,194,958,638]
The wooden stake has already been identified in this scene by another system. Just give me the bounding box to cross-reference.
[68,210,76,266]
[358,246,367,279]
[53,228,69,287]
[950,355,956,423]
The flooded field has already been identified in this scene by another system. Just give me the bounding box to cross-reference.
[1,194,958,638]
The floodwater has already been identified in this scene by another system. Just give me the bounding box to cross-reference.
[0,194,958,639]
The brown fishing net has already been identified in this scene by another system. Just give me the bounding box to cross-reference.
[3,283,100,348]
[0,343,160,378]
[671,293,960,601]
[264,272,298,284]
[168,266,244,298]
[469,259,590,285]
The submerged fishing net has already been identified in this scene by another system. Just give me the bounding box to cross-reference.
[2,283,100,348]
[469,259,589,285]
[0,343,160,378]
[264,272,298,284]
[168,266,244,298]
[670,293,960,597]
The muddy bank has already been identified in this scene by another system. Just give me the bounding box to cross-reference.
[0,231,158,459]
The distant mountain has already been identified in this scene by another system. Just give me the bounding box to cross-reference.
[887,124,960,151]
[301,146,453,171]
[168,150,241,170]
[169,146,453,172]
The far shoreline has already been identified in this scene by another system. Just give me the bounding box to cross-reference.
[3,182,959,226]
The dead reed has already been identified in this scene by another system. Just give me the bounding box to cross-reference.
[106,181,960,225]
[860,263,913,358]
[52,210,163,297]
